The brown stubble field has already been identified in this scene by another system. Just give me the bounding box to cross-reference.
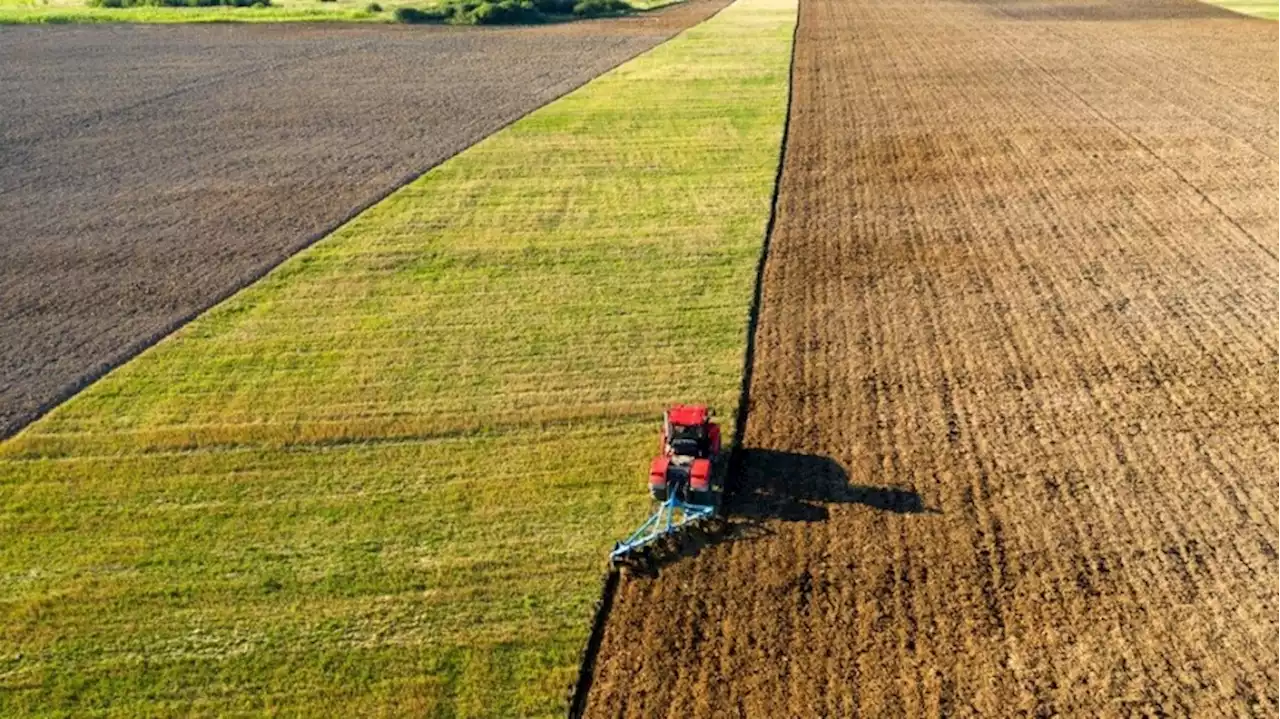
[586,0,1278,715]
[0,0,728,439]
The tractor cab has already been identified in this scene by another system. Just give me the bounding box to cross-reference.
[662,404,721,459]
[650,404,723,504]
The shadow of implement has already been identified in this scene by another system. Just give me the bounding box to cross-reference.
[623,448,939,577]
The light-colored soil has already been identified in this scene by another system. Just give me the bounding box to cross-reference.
[585,0,1279,715]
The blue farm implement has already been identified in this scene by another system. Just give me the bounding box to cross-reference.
[611,404,725,571]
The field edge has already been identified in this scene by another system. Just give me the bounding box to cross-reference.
[0,0,731,443]
[0,0,800,714]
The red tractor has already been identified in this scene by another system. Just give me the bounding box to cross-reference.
[648,404,722,506]
[612,404,724,567]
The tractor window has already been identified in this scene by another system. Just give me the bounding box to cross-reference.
[669,424,704,441]
[668,424,708,458]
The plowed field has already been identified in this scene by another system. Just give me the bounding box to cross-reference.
[0,0,726,439]
[585,0,1279,715]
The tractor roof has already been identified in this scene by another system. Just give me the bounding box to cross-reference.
[667,404,710,426]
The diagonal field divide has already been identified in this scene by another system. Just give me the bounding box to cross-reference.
[585,0,1278,715]
[0,2,729,442]
[0,0,796,715]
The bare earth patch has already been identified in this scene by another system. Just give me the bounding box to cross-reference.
[586,0,1278,715]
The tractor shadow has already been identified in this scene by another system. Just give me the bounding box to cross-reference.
[730,448,940,522]
[625,448,939,577]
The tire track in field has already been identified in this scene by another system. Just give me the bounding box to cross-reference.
[585,0,1278,715]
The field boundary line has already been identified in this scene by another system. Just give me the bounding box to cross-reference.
[726,0,800,486]
[0,4,729,443]
[568,569,621,718]
[565,1,802,714]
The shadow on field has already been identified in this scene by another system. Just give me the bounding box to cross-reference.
[732,448,940,520]
[622,448,938,577]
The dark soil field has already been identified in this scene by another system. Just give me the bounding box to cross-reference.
[585,0,1278,715]
[0,0,727,439]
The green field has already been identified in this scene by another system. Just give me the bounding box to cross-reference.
[0,0,796,715]
[0,0,673,24]
[1206,0,1278,18]
[0,0,395,23]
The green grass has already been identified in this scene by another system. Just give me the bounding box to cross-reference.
[0,0,677,24]
[1202,0,1277,18]
[0,0,390,23]
[0,0,797,715]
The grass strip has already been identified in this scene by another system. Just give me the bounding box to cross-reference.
[0,0,796,714]
[1202,0,1278,19]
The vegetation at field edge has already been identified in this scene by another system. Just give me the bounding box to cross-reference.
[0,0,796,714]
[1204,0,1278,19]
[393,0,629,26]
[0,0,387,22]
[0,0,676,23]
